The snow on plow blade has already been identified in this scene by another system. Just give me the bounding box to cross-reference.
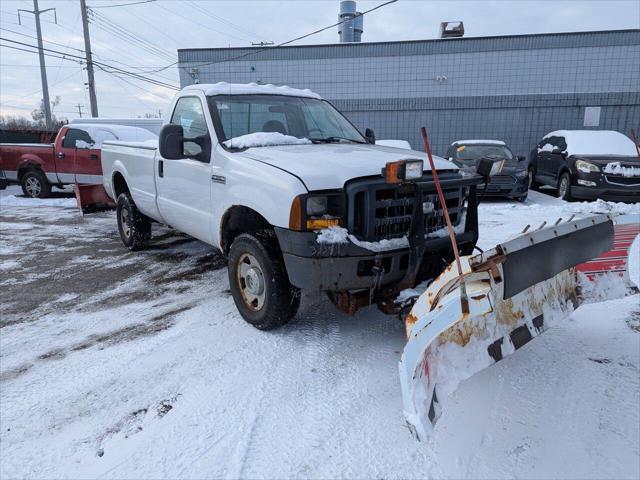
[74,183,115,214]
[399,215,614,441]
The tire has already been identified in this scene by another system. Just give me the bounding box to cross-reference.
[116,192,151,251]
[557,172,573,201]
[21,170,51,198]
[528,167,538,190]
[228,230,300,330]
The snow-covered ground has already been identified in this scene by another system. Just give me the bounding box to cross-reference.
[1,184,638,479]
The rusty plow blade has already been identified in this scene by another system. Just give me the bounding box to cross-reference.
[398,215,614,441]
[74,183,115,214]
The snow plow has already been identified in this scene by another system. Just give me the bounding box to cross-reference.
[74,183,115,214]
[398,214,614,440]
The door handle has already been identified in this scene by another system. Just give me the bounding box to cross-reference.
[90,154,98,159]
[158,159,164,178]
[57,152,65,159]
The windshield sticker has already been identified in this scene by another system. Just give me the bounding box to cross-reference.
[217,103,229,110]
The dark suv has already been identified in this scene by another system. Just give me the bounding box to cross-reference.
[445,140,529,201]
[529,130,640,202]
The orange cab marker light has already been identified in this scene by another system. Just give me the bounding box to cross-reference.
[307,218,340,230]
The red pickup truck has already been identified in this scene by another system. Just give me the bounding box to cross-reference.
[0,124,156,198]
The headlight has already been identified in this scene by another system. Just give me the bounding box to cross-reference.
[382,159,423,184]
[289,192,345,231]
[576,159,600,173]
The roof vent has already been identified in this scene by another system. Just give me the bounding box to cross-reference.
[439,21,464,38]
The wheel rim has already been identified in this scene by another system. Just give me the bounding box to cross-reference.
[25,177,41,197]
[559,176,568,198]
[120,207,131,239]
[237,253,266,311]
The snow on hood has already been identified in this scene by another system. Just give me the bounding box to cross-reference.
[233,143,458,191]
[184,82,322,99]
[223,132,312,149]
[543,130,637,157]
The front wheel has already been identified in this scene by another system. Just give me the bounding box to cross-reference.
[557,172,573,201]
[116,192,151,250]
[528,167,538,190]
[228,230,300,330]
[21,170,51,198]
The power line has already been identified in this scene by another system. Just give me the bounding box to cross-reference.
[89,0,156,8]
[170,0,398,74]
[0,37,179,90]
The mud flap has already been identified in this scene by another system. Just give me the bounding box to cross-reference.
[74,183,115,214]
[399,215,614,441]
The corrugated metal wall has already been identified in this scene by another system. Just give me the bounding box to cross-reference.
[178,30,640,156]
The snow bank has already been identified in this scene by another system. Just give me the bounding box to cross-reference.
[185,82,322,99]
[603,162,640,177]
[542,130,637,156]
[566,198,640,216]
[223,132,311,149]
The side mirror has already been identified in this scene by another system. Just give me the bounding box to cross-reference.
[159,124,185,160]
[365,128,376,144]
[517,155,526,162]
[477,157,504,181]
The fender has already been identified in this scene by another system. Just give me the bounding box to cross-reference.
[212,156,308,248]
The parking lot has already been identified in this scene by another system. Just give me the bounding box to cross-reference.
[1,184,638,479]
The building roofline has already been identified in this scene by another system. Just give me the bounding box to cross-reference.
[178,28,639,53]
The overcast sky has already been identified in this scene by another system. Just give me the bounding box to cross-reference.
[1,0,639,121]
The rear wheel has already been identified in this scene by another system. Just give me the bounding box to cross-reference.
[557,172,573,201]
[21,170,51,198]
[228,230,300,330]
[116,192,151,250]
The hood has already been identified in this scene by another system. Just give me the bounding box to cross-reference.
[233,143,458,191]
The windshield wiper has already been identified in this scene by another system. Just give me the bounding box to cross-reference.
[309,136,366,144]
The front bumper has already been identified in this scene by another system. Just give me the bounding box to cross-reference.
[572,172,640,202]
[275,228,478,291]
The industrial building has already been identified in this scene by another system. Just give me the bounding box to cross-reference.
[177,11,640,156]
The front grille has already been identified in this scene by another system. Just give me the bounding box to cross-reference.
[489,175,515,185]
[346,175,466,242]
[605,175,640,186]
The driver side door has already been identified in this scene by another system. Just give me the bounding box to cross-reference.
[156,96,214,244]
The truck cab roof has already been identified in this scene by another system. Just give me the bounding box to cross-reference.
[182,82,322,99]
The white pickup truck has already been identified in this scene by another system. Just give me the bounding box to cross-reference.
[101,83,482,329]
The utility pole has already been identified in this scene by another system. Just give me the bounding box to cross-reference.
[18,0,56,130]
[76,103,85,118]
[80,0,98,117]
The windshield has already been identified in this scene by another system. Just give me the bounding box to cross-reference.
[208,94,366,146]
[453,144,514,164]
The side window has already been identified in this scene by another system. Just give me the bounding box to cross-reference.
[62,128,94,149]
[556,136,567,152]
[170,97,209,158]
[92,129,117,148]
